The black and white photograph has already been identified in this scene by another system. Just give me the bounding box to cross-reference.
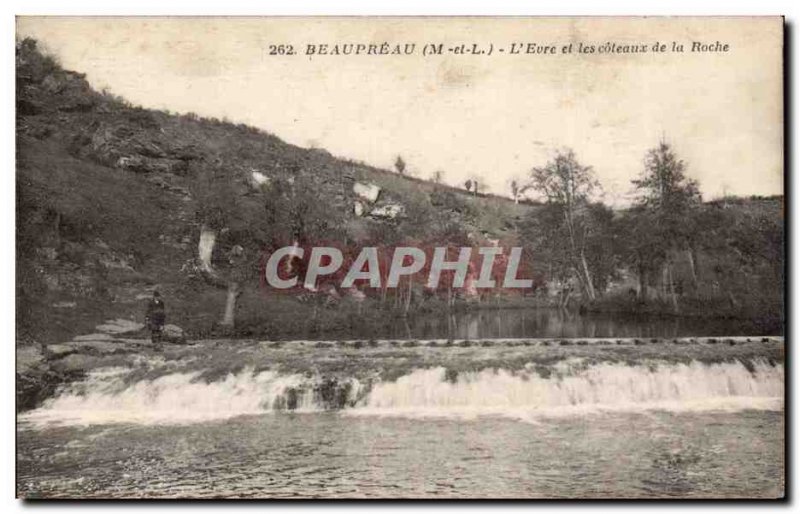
[13,15,785,499]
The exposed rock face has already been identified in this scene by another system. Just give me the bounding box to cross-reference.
[53,340,127,355]
[52,301,77,309]
[17,342,83,412]
[353,201,365,216]
[369,203,404,219]
[44,344,78,358]
[116,155,188,175]
[251,171,270,186]
[72,333,117,342]
[346,287,366,302]
[61,114,200,176]
[198,226,217,274]
[95,318,144,335]
[17,317,191,412]
[17,345,45,376]
[353,182,381,203]
[162,324,186,343]
[147,175,192,198]
[325,286,341,300]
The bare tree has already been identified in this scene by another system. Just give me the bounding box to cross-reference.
[509,178,521,204]
[471,177,487,195]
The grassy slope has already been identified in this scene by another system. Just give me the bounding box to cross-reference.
[15,39,783,346]
[16,39,535,345]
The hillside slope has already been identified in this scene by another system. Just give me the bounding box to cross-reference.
[16,38,535,345]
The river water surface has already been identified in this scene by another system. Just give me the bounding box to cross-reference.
[17,409,784,498]
[17,333,785,499]
[353,308,782,341]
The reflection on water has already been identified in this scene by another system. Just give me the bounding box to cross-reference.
[17,410,784,498]
[364,308,780,341]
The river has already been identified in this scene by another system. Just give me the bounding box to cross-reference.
[331,308,783,341]
[17,335,784,499]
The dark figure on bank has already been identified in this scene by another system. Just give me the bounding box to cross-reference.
[145,291,166,347]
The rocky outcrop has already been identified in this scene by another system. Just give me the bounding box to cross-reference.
[17,345,45,376]
[95,318,144,335]
[116,155,188,175]
[16,343,82,412]
[353,182,381,203]
[198,226,217,274]
[17,317,189,412]
[369,203,404,219]
[250,170,270,187]
[162,324,186,343]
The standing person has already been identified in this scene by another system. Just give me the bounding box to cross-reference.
[145,291,166,348]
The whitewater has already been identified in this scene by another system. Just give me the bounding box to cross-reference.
[20,357,783,427]
[17,339,785,498]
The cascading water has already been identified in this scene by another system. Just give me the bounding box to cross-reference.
[20,366,364,427]
[352,359,783,421]
[20,358,782,428]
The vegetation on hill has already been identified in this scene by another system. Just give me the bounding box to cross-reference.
[16,38,536,344]
[16,38,783,346]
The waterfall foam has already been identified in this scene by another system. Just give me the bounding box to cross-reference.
[351,359,783,421]
[21,367,362,427]
[20,359,782,427]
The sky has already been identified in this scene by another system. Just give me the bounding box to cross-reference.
[16,16,784,203]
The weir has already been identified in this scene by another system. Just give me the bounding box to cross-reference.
[21,349,784,427]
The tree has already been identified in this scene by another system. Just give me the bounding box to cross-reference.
[431,170,444,184]
[615,206,665,301]
[471,177,487,196]
[465,175,485,196]
[690,200,784,314]
[190,163,260,329]
[581,203,618,295]
[527,149,600,301]
[630,141,701,311]
[633,141,700,214]
[394,155,406,175]
[262,174,344,245]
[520,203,574,307]
[509,178,521,204]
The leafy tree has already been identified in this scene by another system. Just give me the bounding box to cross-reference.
[394,155,406,175]
[520,203,574,307]
[190,163,261,328]
[630,141,701,310]
[582,203,618,295]
[521,201,615,306]
[633,142,700,213]
[615,206,666,301]
[262,173,346,247]
[689,200,784,315]
[527,149,600,300]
